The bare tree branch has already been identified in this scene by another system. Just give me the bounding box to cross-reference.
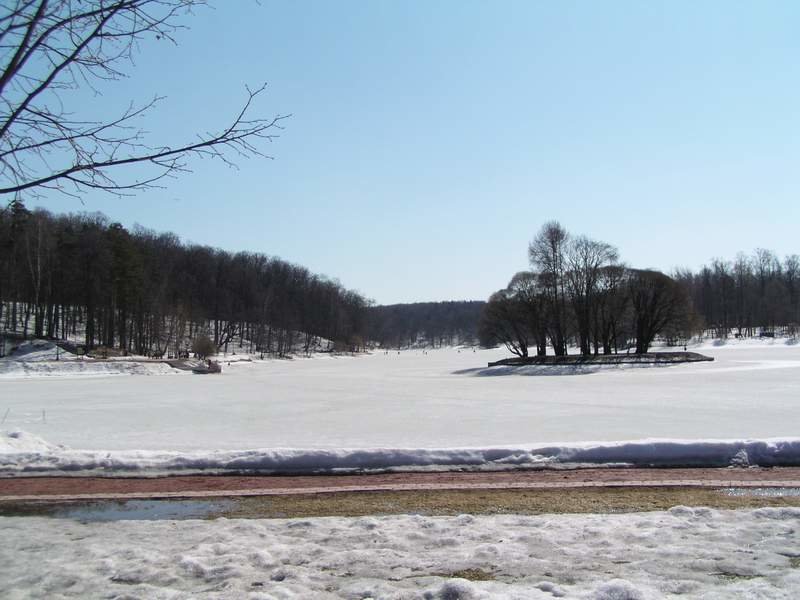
[0,0,288,199]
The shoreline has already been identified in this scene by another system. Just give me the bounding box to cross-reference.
[487,351,714,367]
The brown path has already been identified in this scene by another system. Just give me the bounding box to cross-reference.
[2,467,799,502]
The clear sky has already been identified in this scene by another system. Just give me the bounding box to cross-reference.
[28,1,800,304]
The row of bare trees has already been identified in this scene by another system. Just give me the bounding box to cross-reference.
[675,250,800,338]
[0,202,370,355]
[479,222,691,356]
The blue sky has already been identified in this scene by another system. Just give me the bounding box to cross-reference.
[29,1,800,304]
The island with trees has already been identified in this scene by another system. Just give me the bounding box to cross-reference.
[479,221,798,366]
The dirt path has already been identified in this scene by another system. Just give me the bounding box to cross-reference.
[2,467,799,502]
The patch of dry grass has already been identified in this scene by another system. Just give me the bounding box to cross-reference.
[3,486,799,521]
[220,486,800,519]
[432,568,496,581]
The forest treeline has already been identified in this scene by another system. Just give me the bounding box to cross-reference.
[675,250,799,339]
[367,301,484,348]
[0,202,370,356]
[3,204,798,358]
[480,221,800,357]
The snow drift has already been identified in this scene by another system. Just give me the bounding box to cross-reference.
[2,430,799,475]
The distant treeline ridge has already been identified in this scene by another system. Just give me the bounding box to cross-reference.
[367,301,485,348]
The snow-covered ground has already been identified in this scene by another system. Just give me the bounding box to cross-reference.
[1,507,799,599]
[0,359,181,378]
[0,340,183,378]
[1,340,799,474]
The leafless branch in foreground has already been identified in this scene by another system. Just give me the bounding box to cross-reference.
[0,1,288,199]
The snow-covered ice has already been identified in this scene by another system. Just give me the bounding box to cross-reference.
[1,507,799,598]
[1,341,799,474]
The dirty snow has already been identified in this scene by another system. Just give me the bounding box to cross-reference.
[1,430,799,475]
[1,507,799,598]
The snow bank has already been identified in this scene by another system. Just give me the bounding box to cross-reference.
[0,340,189,378]
[0,430,63,454]
[2,508,799,598]
[2,430,799,475]
[0,358,182,378]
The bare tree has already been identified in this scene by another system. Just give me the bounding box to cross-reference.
[732,253,752,336]
[710,258,734,337]
[528,221,569,355]
[784,254,800,332]
[478,290,530,358]
[506,271,548,356]
[595,263,629,354]
[565,235,618,355]
[0,0,287,200]
[628,269,686,354]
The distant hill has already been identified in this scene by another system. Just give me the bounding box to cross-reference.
[367,301,485,348]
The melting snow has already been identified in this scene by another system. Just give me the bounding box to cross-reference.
[1,430,799,475]
[1,508,798,598]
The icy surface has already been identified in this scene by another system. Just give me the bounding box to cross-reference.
[1,342,799,473]
[1,508,799,598]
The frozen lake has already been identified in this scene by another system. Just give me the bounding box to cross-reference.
[2,341,799,453]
